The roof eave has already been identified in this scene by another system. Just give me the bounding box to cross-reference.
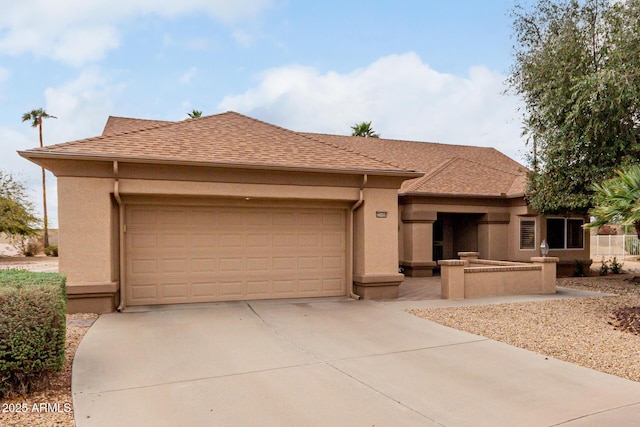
[18,150,424,179]
[399,191,525,199]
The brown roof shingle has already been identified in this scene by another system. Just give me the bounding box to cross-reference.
[24,112,415,175]
[102,116,172,136]
[301,133,527,197]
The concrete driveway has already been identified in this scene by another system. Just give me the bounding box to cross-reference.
[73,299,640,426]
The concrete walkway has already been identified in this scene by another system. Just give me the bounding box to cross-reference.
[72,298,640,426]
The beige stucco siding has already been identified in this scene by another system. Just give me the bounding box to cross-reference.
[354,188,400,276]
[58,177,117,285]
[118,179,359,201]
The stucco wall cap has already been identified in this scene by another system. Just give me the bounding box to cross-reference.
[531,256,560,263]
[438,260,466,266]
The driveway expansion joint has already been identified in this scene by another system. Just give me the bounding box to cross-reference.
[550,401,640,426]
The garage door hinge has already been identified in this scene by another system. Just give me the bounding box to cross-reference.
[123,224,127,233]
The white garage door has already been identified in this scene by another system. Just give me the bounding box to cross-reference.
[125,204,346,305]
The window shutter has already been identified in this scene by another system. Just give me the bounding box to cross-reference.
[520,220,535,249]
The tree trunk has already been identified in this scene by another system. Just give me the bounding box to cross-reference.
[39,117,49,249]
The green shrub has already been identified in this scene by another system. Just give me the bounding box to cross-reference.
[44,245,58,257]
[0,270,66,398]
[573,260,587,277]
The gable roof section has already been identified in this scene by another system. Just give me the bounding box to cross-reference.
[21,112,417,176]
[301,133,527,197]
[102,116,172,136]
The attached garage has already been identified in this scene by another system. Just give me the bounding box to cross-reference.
[125,203,346,305]
[19,111,419,313]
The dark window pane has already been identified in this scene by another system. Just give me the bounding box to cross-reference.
[547,218,565,249]
[567,219,584,249]
[520,220,535,249]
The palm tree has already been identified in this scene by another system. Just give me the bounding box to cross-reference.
[350,121,380,138]
[587,164,640,237]
[22,108,56,249]
[187,109,202,118]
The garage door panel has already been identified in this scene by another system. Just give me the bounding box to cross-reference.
[161,258,188,274]
[247,281,270,295]
[129,233,157,249]
[323,278,343,291]
[126,205,346,305]
[220,281,245,297]
[157,234,187,249]
[323,212,344,226]
[157,209,186,225]
[246,234,270,247]
[299,256,320,269]
[246,257,269,271]
[190,258,218,273]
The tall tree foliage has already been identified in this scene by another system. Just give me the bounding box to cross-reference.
[508,0,640,215]
[351,121,380,138]
[0,171,38,236]
[187,109,202,118]
[22,108,56,248]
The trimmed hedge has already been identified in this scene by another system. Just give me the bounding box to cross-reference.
[0,269,66,398]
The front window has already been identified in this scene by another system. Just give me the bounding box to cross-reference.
[546,218,584,249]
[520,219,536,250]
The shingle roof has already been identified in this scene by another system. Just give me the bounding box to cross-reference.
[301,133,527,197]
[22,111,527,197]
[102,116,172,136]
[22,112,415,175]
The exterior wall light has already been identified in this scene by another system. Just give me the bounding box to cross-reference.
[540,239,549,257]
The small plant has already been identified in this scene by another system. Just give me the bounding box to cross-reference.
[600,257,624,275]
[600,257,610,276]
[610,257,623,274]
[44,245,58,257]
[9,235,44,257]
[573,260,587,277]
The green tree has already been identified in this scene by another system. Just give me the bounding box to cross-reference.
[21,108,56,248]
[508,0,640,215]
[587,165,640,237]
[0,171,38,237]
[350,121,380,138]
[187,109,202,118]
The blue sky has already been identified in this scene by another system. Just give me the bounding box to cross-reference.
[0,0,524,227]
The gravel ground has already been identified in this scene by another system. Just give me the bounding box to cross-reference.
[0,313,98,427]
[409,274,640,383]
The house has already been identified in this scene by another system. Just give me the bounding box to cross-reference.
[19,112,591,313]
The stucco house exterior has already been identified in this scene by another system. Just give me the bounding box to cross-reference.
[19,112,590,313]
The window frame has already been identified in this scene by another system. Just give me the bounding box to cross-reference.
[545,217,585,250]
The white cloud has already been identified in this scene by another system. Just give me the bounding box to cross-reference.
[0,0,272,66]
[233,29,254,48]
[219,52,526,162]
[43,68,124,143]
[179,67,198,85]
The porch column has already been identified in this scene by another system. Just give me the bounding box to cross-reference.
[400,205,437,277]
[478,212,510,260]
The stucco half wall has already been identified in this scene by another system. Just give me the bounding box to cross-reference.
[46,160,413,313]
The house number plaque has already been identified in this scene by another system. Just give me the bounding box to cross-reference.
[376,211,388,218]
